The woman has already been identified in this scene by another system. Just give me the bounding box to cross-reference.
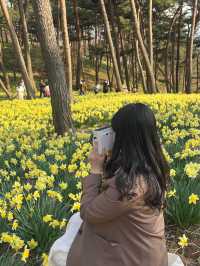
[67,103,169,266]
[39,80,46,98]
[44,82,51,97]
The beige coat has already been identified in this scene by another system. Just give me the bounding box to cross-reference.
[66,174,168,266]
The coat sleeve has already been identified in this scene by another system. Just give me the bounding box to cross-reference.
[80,174,132,224]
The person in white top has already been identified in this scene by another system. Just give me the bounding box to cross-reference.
[93,84,101,94]
[16,80,26,100]
[44,82,51,97]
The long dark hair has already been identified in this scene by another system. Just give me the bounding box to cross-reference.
[105,103,170,210]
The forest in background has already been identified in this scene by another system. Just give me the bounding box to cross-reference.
[0,3,200,264]
[0,0,200,99]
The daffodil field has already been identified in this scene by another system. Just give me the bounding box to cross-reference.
[0,93,200,265]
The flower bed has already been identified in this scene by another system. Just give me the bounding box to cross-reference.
[0,93,199,265]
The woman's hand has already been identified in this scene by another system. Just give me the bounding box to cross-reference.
[88,143,106,175]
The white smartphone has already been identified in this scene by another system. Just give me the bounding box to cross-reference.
[93,127,115,155]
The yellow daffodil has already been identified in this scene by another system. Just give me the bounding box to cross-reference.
[178,234,189,248]
[167,189,176,198]
[27,239,38,249]
[170,169,176,177]
[42,253,49,266]
[33,191,40,200]
[59,182,68,190]
[50,164,59,175]
[12,220,19,231]
[49,219,60,228]
[188,193,199,205]
[21,246,30,262]
[43,215,53,223]
[71,202,81,212]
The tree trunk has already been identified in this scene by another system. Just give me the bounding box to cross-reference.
[72,0,82,90]
[185,0,198,93]
[148,0,153,67]
[18,0,37,93]
[0,41,11,91]
[5,30,9,43]
[164,7,181,93]
[171,31,176,93]
[129,0,156,93]
[57,0,61,45]
[0,0,35,98]
[146,0,154,91]
[99,0,122,91]
[135,54,138,91]
[113,1,130,91]
[32,0,74,135]
[0,77,12,98]
[106,44,112,87]
[120,32,130,90]
[184,24,190,92]
[175,2,183,93]
[135,39,147,93]
[154,43,158,82]
[60,0,73,102]
[0,28,4,46]
[109,0,124,84]
[95,19,99,85]
[131,40,135,90]
[197,53,199,92]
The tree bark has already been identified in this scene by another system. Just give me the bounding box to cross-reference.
[72,0,82,90]
[113,1,130,91]
[106,44,112,87]
[60,0,73,102]
[171,31,176,93]
[164,7,181,93]
[175,2,183,93]
[184,24,190,92]
[197,53,199,92]
[32,0,74,135]
[18,0,37,93]
[99,0,122,91]
[0,41,11,91]
[120,32,130,90]
[0,28,4,46]
[0,77,12,98]
[148,0,153,67]
[135,39,147,93]
[109,0,124,84]
[57,0,61,45]
[129,0,156,93]
[185,0,198,93]
[0,0,35,98]
[94,22,101,85]
[131,40,135,90]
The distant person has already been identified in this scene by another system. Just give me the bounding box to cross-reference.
[103,80,110,93]
[123,87,129,93]
[80,80,86,95]
[44,82,51,97]
[16,80,26,100]
[132,87,138,93]
[93,84,101,94]
[39,80,46,98]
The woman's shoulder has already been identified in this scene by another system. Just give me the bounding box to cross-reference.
[102,175,147,203]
